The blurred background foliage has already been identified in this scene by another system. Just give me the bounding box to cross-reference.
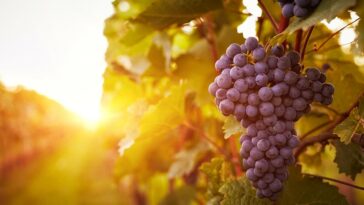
[1,0,364,204]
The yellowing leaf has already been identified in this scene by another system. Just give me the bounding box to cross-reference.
[223,116,244,139]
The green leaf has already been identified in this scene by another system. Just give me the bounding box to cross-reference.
[333,140,364,180]
[134,0,223,29]
[167,142,210,179]
[284,0,357,34]
[218,178,271,205]
[222,116,244,139]
[334,110,360,143]
[277,166,349,205]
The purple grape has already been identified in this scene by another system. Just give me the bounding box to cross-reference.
[322,96,333,105]
[273,69,285,82]
[256,74,269,86]
[216,88,227,100]
[277,56,291,70]
[248,93,260,106]
[233,54,247,67]
[311,81,322,92]
[216,74,232,88]
[306,68,321,81]
[294,5,308,17]
[313,93,323,102]
[239,93,249,103]
[258,87,274,102]
[269,179,283,192]
[215,55,231,72]
[271,156,284,168]
[247,124,258,137]
[256,120,267,130]
[288,136,299,148]
[233,79,248,92]
[287,51,300,65]
[259,102,275,116]
[208,82,219,96]
[246,168,258,181]
[273,121,286,133]
[284,107,296,121]
[242,139,254,152]
[230,66,244,80]
[289,87,301,98]
[283,97,293,107]
[219,99,234,115]
[254,167,264,177]
[272,97,282,106]
[272,45,284,57]
[263,114,277,126]
[282,3,294,18]
[266,147,279,159]
[274,134,287,146]
[256,159,269,173]
[301,89,314,100]
[292,97,307,111]
[284,71,298,85]
[257,139,271,152]
[321,83,334,97]
[246,105,258,117]
[246,77,257,88]
[295,0,310,7]
[296,77,310,90]
[275,104,286,117]
[253,47,266,61]
[267,56,279,69]
[245,37,259,51]
[319,73,326,83]
[226,43,241,58]
[250,147,265,160]
[257,180,268,189]
[227,88,240,103]
[243,64,255,76]
[280,147,292,159]
[255,62,269,74]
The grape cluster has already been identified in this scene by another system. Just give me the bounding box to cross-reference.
[208,37,334,200]
[278,0,321,18]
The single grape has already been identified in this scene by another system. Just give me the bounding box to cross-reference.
[246,77,257,88]
[272,45,285,57]
[256,120,267,130]
[274,134,287,146]
[319,73,326,83]
[306,68,321,81]
[250,147,265,160]
[254,167,264,177]
[257,139,271,152]
[208,82,219,96]
[311,81,323,92]
[322,96,333,105]
[255,62,269,74]
[257,180,268,189]
[272,97,282,106]
[284,71,298,85]
[216,74,232,88]
[282,3,294,18]
[267,56,279,69]
[277,56,291,70]
[262,173,274,183]
[263,114,278,126]
[230,66,244,80]
[215,88,227,100]
[257,130,269,138]
[256,74,269,86]
[246,168,258,181]
[255,159,269,173]
[245,37,259,51]
[241,44,248,53]
[242,139,254,152]
[279,147,292,159]
[246,105,259,117]
[269,179,283,193]
[233,53,248,67]
[271,156,284,168]
[215,55,231,72]
[291,64,302,73]
[283,97,293,107]
[296,77,310,90]
[273,121,286,133]
[262,189,273,197]
[284,107,297,121]
[301,89,314,101]
[259,102,275,116]
[243,64,255,76]
[288,136,300,148]
[247,124,258,137]
[313,93,323,102]
[234,79,249,92]
[292,97,307,111]
[253,47,266,61]
[321,83,334,97]
[275,104,286,117]
[227,88,240,102]
[219,99,234,115]
[258,87,274,102]
[287,51,300,65]
[289,86,301,98]
[273,68,285,82]
[248,93,260,106]
[293,5,308,17]
[234,104,246,120]
[239,93,249,103]
[226,43,241,58]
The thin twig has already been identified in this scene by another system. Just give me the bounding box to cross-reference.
[304,173,364,191]
[300,120,334,140]
[258,0,279,33]
[306,38,358,55]
[315,18,360,52]
[295,133,339,158]
[300,26,314,62]
[295,29,303,52]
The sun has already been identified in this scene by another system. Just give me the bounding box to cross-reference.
[71,104,102,129]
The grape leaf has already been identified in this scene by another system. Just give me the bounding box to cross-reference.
[334,110,361,143]
[277,166,349,205]
[333,140,364,180]
[168,142,210,179]
[223,116,244,139]
[218,178,271,205]
[284,0,357,34]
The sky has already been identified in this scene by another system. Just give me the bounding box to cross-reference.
[0,0,113,122]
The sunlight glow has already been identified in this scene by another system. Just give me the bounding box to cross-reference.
[237,0,262,38]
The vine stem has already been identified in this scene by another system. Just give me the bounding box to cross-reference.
[295,29,303,52]
[314,18,360,52]
[300,25,314,62]
[258,0,279,33]
[278,15,289,33]
[300,120,333,140]
[304,173,364,191]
